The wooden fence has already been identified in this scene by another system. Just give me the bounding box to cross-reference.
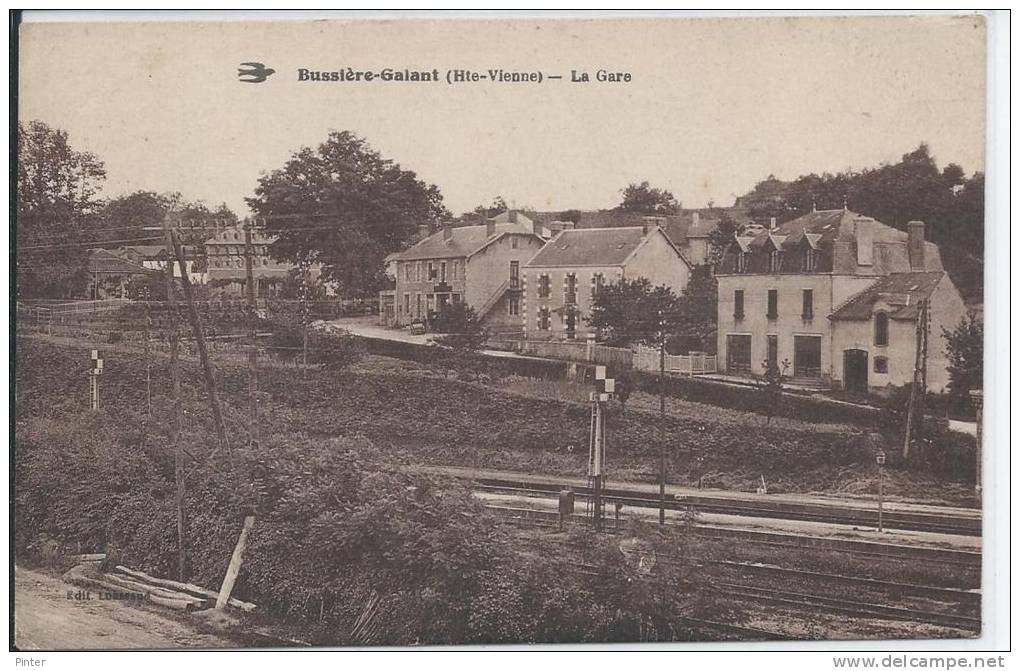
[510,340,716,375]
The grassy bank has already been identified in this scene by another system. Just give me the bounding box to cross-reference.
[15,336,976,506]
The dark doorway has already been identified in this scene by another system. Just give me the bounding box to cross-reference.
[844,349,869,393]
[793,335,822,378]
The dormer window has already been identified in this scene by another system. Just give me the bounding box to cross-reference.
[803,248,817,272]
[769,250,783,273]
[736,252,748,273]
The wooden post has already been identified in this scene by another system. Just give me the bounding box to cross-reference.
[216,515,255,610]
[243,220,259,445]
[162,222,186,582]
[169,228,230,460]
[902,301,925,459]
[143,287,152,417]
[658,315,666,528]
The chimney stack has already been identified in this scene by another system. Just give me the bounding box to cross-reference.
[907,220,926,270]
[508,209,518,224]
[692,212,700,226]
[486,218,496,238]
[854,216,874,266]
[769,217,776,230]
[443,223,453,241]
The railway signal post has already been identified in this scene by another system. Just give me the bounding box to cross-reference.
[876,449,887,533]
[89,349,103,410]
[588,365,614,531]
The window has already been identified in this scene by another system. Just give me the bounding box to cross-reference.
[768,251,783,273]
[802,289,813,319]
[403,293,410,314]
[803,249,817,272]
[734,290,745,319]
[452,293,461,304]
[415,262,422,282]
[509,295,520,316]
[766,289,778,319]
[736,253,748,273]
[440,261,447,282]
[511,236,519,249]
[793,335,822,378]
[874,356,888,374]
[767,335,778,370]
[874,312,889,346]
[510,261,520,288]
[727,335,752,374]
[538,306,551,330]
[405,263,412,281]
[538,273,551,298]
[591,273,604,300]
[415,293,422,319]
[565,273,577,304]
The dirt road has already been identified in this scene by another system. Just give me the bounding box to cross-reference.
[13,565,234,650]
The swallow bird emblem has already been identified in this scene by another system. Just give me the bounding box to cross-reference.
[238,62,275,83]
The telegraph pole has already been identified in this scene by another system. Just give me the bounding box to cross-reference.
[162,219,186,582]
[658,310,666,527]
[243,219,259,445]
[143,286,152,417]
[902,299,928,459]
[169,228,230,460]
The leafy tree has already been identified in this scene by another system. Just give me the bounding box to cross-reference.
[17,120,106,298]
[557,209,584,224]
[247,130,449,299]
[587,278,683,348]
[943,314,983,411]
[617,181,681,215]
[706,213,740,265]
[431,301,486,349]
[472,196,509,219]
[671,264,718,353]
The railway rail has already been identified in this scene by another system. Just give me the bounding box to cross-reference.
[475,477,981,536]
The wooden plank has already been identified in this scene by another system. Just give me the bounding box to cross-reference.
[216,515,255,610]
[114,565,256,611]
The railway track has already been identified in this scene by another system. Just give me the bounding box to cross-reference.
[486,504,980,567]
[488,504,980,634]
[476,477,981,536]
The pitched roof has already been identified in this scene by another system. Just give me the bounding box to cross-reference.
[120,244,167,258]
[393,222,540,261]
[526,226,690,268]
[829,272,944,321]
[88,249,154,275]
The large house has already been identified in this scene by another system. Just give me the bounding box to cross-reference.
[387,211,550,333]
[204,225,294,298]
[715,208,966,393]
[522,224,693,341]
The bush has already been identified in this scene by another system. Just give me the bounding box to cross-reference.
[430,302,486,350]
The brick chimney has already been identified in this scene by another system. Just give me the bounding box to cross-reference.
[443,223,453,241]
[854,216,874,266]
[907,220,926,270]
[486,218,496,238]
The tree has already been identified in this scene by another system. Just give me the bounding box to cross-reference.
[557,209,584,224]
[587,278,683,348]
[472,196,509,219]
[671,264,718,353]
[17,120,106,298]
[431,301,486,350]
[617,181,681,215]
[247,130,449,299]
[943,314,983,412]
[706,213,740,265]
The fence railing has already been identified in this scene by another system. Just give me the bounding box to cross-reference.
[17,298,132,316]
[510,339,715,375]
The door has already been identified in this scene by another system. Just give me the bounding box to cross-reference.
[843,349,869,393]
[766,335,778,371]
[793,335,822,378]
[726,335,752,374]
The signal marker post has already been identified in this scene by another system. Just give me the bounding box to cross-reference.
[89,349,103,410]
[588,366,614,531]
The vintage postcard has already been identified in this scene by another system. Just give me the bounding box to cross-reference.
[12,11,999,655]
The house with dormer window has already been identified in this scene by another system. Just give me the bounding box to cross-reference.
[716,208,966,393]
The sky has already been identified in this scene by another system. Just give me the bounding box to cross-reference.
[18,14,987,218]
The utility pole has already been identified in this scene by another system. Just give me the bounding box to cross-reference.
[169,227,230,460]
[162,220,186,582]
[143,286,152,417]
[658,309,666,527]
[902,299,930,459]
[243,219,259,445]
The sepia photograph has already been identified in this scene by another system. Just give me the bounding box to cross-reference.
[9,10,1008,658]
